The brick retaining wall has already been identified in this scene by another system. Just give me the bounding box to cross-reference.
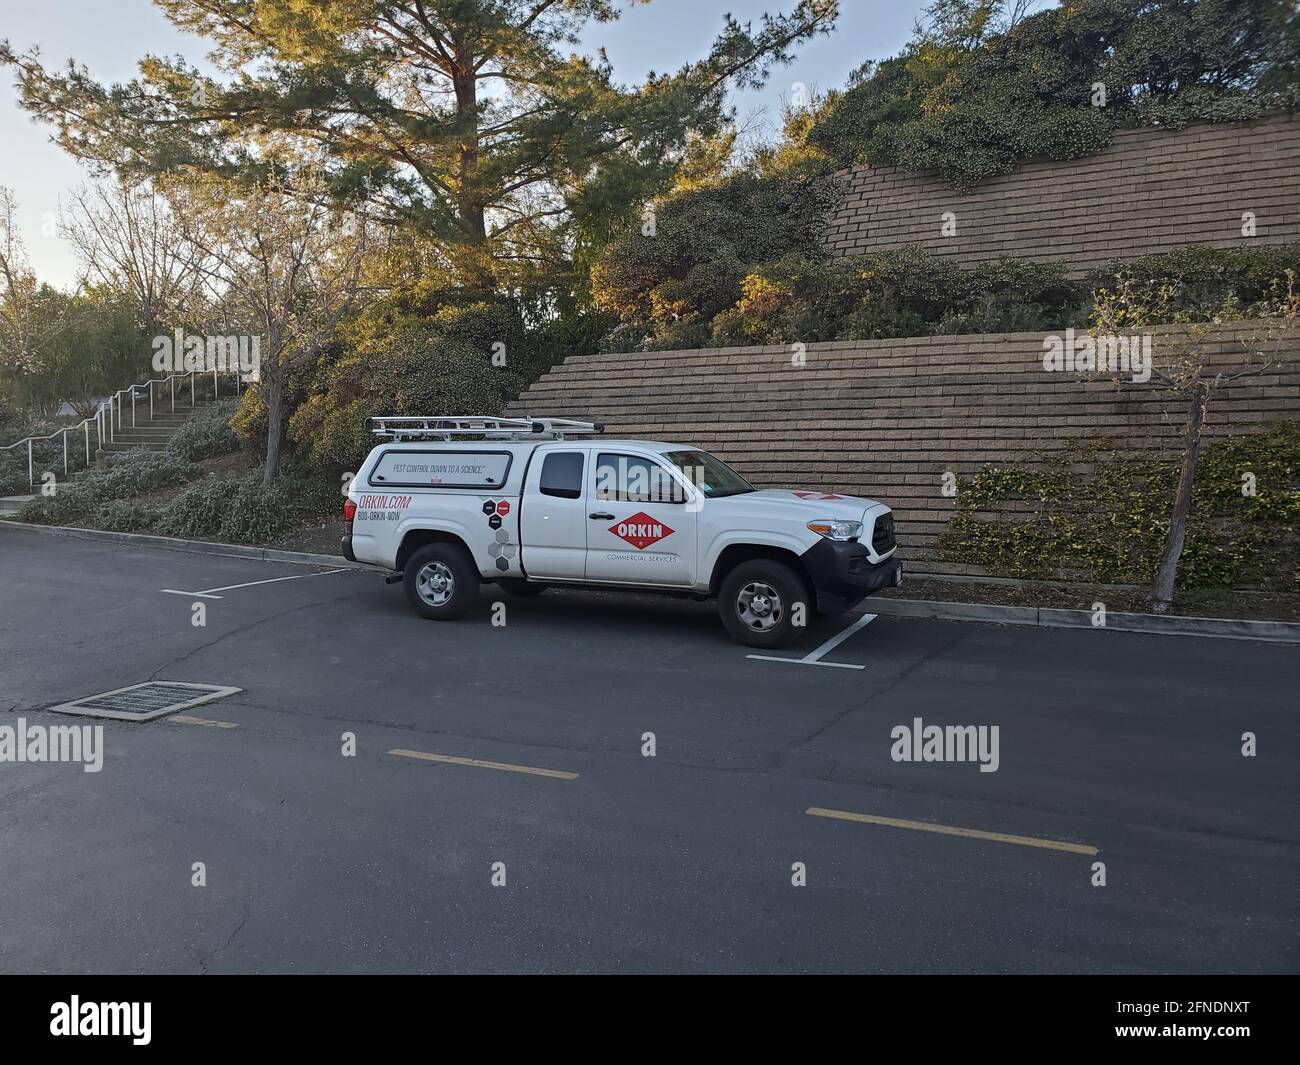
[823,115,1300,276]
[510,327,1300,578]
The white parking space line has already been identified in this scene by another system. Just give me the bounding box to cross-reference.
[160,569,348,599]
[747,612,878,670]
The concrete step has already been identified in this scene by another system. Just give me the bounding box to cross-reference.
[0,494,36,517]
[103,441,171,453]
[113,403,218,423]
[113,416,192,427]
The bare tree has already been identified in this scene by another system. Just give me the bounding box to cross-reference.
[0,186,38,379]
[1091,273,1299,612]
[169,171,370,481]
[61,179,205,336]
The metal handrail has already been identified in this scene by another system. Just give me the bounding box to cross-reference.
[1,366,243,489]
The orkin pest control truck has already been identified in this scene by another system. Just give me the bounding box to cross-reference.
[342,416,900,648]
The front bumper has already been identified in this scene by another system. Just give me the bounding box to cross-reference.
[800,538,901,613]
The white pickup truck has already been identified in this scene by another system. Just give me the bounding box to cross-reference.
[342,416,900,648]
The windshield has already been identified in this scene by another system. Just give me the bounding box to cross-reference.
[663,450,756,499]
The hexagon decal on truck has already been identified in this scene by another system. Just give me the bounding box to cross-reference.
[610,512,674,550]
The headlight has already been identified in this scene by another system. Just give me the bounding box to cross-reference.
[807,519,863,542]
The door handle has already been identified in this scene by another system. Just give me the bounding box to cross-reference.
[589,511,614,520]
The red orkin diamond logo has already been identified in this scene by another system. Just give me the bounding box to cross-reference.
[611,512,674,550]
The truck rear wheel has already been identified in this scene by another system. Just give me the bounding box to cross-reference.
[404,543,479,620]
[718,558,808,649]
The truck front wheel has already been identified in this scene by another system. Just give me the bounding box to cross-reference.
[404,543,480,620]
[718,559,809,649]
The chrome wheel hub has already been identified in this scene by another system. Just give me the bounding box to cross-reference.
[416,561,456,607]
[737,581,783,631]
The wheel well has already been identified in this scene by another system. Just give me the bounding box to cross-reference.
[396,529,473,572]
[709,544,815,600]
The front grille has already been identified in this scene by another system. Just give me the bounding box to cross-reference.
[871,513,896,553]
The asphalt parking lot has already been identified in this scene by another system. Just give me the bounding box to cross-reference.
[1,523,1297,974]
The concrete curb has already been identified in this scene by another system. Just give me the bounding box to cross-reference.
[0,519,365,570]
[866,597,1300,643]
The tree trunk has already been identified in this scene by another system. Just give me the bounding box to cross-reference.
[450,44,493,290]
[1151,379,1212,613]
[451,53,484,242]
[263,372,284,484]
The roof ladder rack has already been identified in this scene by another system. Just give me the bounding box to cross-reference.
[364,415,604,441]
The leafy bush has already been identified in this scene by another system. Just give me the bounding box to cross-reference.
[591,171,840,350]
[288,299,535,474]
[1083,244,1300,316]
[592,222,1299,350]
[601,245,1084,349]
[152,473,333,544]
[940,422,1300,589]
[93,498,159,533]
[148,477,229,539]
[168,398,242,461]
[17,450,202,525]
[807,0,1300,188]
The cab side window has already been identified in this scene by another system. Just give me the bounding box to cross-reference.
[539,452,584,499]
[595,453,683,503]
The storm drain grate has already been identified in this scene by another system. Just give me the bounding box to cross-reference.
[48,682,243,722]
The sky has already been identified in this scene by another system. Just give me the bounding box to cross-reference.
[0,0,926,288]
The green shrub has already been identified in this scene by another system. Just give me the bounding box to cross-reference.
[17,451,201,526]
[220,480,303,543]
[591,171,839,348]
[288,303,533,474]
[807,0,1299,188]
[93,498,159,533]
[168,399,241,461]
[150,477,230,539]
[591,233,1298,351]
[152,473,334,544]
[1084,244,1300,316]
[229,387,268,454]
[602,245,1084,349]
[940,422,1300,589]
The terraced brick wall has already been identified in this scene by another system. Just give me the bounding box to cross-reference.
[823,114,1300,276]
[509,328,1300,578]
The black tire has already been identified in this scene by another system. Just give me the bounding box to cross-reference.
[496,578,547,597]
[404,543,480,620]
[718,558,809,649]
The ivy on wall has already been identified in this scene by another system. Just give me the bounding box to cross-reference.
[939,422,1300,589]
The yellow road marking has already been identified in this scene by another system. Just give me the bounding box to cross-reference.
[170,714,239,729]
[806,807,1097,855]
[389,748,578,780]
